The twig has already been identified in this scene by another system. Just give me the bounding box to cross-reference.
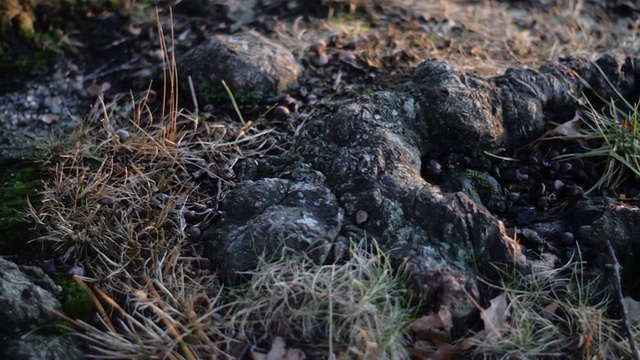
[606,240,640,360]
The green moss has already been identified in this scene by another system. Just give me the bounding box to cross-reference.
[0,165,43,254]
[195,77,268,105]
[466,169,499,198]
[57,278,94,320]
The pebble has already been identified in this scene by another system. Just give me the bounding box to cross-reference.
[68,265,85,277]
[311,54,329,67]
[187,226,202,240]
[355,210,369,224]
[273,105,291,119]
[115,129,131,141]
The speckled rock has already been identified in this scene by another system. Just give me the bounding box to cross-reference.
[0,257,84,358]
[211,177,344,282]
[178,30,303,105]
[208,54,640,334]
[215,91,527,331]
[0,257,60,334]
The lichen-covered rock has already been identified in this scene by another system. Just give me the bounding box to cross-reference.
[409,53,639,154]
[214,91,527,330]
[209,54,640,333]
[1,333,84,360]
[178,30,303,105]
[577,203,640,253]
[0,257,60,334]
[0,257,85,358]
[212,177,344,282]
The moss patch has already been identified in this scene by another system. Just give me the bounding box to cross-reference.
[466,169,500,198]
[57,278,94,320]
[0,164,43,254]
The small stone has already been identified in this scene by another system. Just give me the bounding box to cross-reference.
[562,185,583,198]
[273,105,291,120]
[355,210,369,225]
[423,159,442,178]
[183,210,198,222]
[87,82,110,97]
[311,53,329,67]
[306,94,318,105]
[115,129,131,141]
[279,94,296,107]
[559,232,575,246]
[551,180,564,192]
[40,114,59,124]
[192,257,211,270]
[68,266,85,277]
[41,260,56,275]
[187,226,202,240]
[507,192,520,202]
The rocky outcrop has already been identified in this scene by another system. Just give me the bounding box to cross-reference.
[207,53,640,332]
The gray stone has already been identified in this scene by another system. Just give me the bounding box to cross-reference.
[212,178,344,282]
[0,257,60,334]
[0,258,85,358]
[178,31,303,105]
[1,333,85,360]
[577,203,640,252]
[408,54,639,155]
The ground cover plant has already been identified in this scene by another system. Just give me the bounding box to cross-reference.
[3,0,640,359]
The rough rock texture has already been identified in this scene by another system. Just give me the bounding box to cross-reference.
[1,333,84,360]
[178,30,303,104]
[212,177,344,282]
[409,54,640,154]
[0,257,60,334]
[208,53,640,332]
[0,257,84,359]
[213,91,527,330]
[578,203,640,254]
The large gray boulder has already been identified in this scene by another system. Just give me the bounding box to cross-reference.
[208,53,640,332]
[212,91,527,330]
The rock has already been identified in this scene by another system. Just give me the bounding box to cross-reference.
[0,257,61,334]
[578,203,640,252]
[1,333,84,360]
[208,54,640,333]
[436,168,502,209]
[211,178,344,282]
[576,202,640,297]
[211,91,527,332]
[409,59,578,154]
[408,54,640,155]
[178,31,303,105]
[0,257,84,359]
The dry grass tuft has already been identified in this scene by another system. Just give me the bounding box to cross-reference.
[27,13,287,358]
[228,241,417,359]
[471,260,629,359]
